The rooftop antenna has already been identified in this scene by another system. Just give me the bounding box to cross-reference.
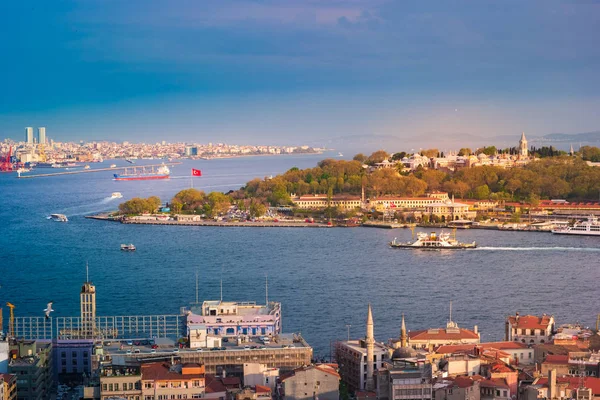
[265,274,269,306]
[220,266,223,302]
[86,261,89,283]
[449,300,452,323]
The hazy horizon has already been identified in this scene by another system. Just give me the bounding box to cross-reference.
[2,1,600,146]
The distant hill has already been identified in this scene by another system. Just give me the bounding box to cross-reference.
[324,130,600,154]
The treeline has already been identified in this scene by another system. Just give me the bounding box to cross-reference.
[233,152,600,205]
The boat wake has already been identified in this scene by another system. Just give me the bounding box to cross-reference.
[476,246,600,252]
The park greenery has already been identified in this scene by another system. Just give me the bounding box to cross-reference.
[118,145,600,216]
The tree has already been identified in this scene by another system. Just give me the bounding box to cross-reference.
[249,200,267,218]
[353,153,368,163]
[147,196,162,213]
[391,152,407,161]
[172,189,205,211]
[458,148,472,156]
[421,149,439,158]
[473,184,491,200]
[366,150,389,165]
[205,192,231,217]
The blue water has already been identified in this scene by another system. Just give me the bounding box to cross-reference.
[1,154,599,358]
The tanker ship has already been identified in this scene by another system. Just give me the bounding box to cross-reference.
[113,165,170,181]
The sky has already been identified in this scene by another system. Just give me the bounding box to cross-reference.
[1,0,600,149]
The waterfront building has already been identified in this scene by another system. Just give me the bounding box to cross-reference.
[424,197,476,221]
[280,364,340,400]
[400,311,480,350]
[505,313,555,344]
[291,194,362,210]
[185,145,198,156]
[25,127,33,144]
[8,340,53,400]
[186,300,281,344]
[335,305,388,392]
[141,362,206,399]
[376,359,433,400]
[37,127,46,145]
[0,373,17,400]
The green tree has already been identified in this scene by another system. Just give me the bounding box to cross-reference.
[458,148,472,156]
[366,150,389,165]
[353,153,368,163]
[473,184,491,200]
[205,192,231,217]
[249,200,267,218]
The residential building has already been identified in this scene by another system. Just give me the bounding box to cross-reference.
[236,385,272,400]
[433,342,534,365]
[243,363,279,391]
[335,306,388,392]
[433,376,480,400]
[0,374,17,400]
[280,365,340,400]
[505,313,555,344]
[8,340,53,400]
[524,369,600,400]
[99,365,142,400]
[53,339,94,384]
[291,194,362,210]
[376,360,433,400]
[141,362,205,399]
[408,322,480,350]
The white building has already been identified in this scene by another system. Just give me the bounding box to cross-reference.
[25,127,33,144]
[505,313,555,345]
[38,127,46,145]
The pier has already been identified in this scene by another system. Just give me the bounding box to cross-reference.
[16,162,182,179]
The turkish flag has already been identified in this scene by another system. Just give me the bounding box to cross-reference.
[192,168,202,176]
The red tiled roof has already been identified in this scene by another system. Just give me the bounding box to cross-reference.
[480,378,509,389]
[435,341,528,354]
[507,315,552,330]
[141,363,204,381]
[222,377,241,387]
[205,375,227,394]
[535,377,600,395]
[543,354,569,364]
[410,328,479,341]
[490,362,515,373]
[451,376,478,388]
[255,385,271,393]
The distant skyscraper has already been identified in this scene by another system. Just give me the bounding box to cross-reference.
[25,127,33,144]
[38,127,46,145]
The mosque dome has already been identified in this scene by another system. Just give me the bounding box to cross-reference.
[392,346,417,359]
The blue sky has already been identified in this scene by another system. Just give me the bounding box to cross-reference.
[1,0,599,147]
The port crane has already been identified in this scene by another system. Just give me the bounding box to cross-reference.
[0,145,14,172]
[6,302,15,338]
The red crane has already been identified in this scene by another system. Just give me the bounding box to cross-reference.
[0,146,14,172]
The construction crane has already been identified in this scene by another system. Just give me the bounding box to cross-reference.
[6,302,15,338]
[0,145,14,172]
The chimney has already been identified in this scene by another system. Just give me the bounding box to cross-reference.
[474,325,478,335]
[549,369,557,400]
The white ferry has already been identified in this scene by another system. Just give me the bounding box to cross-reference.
[551,215,600,236]
[111,192,123,199]
[389,231,477,250]
[121,244,136,251]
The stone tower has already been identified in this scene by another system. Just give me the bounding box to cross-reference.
[365,304,375,391]
[400,313,407,348]
[80,266,97,337]
[519,132,528,157]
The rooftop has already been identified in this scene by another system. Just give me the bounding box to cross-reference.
[409,328,479,341]
[141,362,205,381]
[507,314,553,330]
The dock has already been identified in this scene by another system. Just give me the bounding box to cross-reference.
[17,162,182,179]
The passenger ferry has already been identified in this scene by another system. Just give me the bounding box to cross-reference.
[121,244,136,251]
[551,215,600,236]
[49,214,68,222]
[389,231,477,250]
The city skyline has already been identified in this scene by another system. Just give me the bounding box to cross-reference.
[2,1,600,146]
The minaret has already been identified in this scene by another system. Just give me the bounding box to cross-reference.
[570,144,574,156]
[400,313,407,348]
[519,132,528,157]
[80,263,97,338]
[365,304,375,391]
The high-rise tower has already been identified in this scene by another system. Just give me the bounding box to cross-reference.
[38,127,46,145]
[80,266,96,337]
[25,127,33,144]
[365,304,375,391]
[519,132,528,157]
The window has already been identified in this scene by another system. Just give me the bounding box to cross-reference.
[61,352,66,358]
[109,383,113,391]
[102,384,107,391]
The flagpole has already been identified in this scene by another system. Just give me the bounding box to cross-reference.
[191,168,193,189]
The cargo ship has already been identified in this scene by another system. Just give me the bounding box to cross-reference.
[113,165,170,181]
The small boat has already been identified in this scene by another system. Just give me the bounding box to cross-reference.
[389,231,476,250]
[84,165,90,170]
[111,192,123,199]
[338,152,344,157]
[110,164,117,168]
[121,244,136,251]
[49,214,68,222]
[125,159,135,164]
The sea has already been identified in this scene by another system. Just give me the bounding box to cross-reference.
[1,153,599,359]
